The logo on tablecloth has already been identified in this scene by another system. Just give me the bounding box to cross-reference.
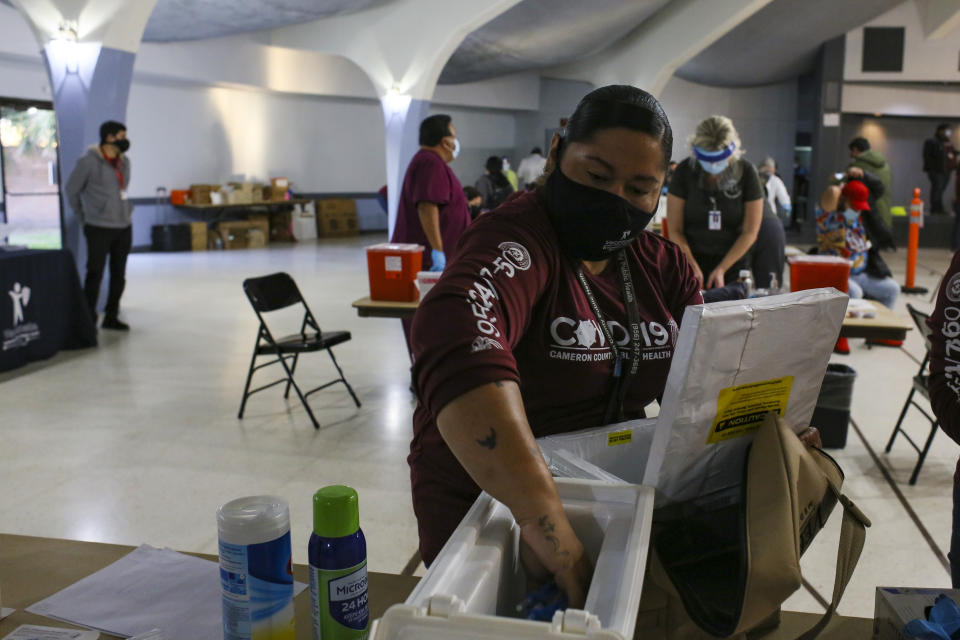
[3,281,40,351]
[9,282,30,325]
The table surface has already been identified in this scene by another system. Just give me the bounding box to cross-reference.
[0,534,418,639]
[840,299,914,340]
[352,296,419,319]
[353,294,916,339]
[0,534,874,639]
[174,199,311,210]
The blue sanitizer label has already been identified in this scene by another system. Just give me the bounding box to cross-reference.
[310,561,369,639]
[220,534,296,640]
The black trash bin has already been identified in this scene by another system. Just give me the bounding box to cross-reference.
[811,363,857,448]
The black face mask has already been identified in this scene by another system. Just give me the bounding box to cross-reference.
[106,138,130,153]
[544,164,657,261]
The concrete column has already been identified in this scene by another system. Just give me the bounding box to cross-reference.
[43,42,135,269]
[807,36,846,237]
[10,0,157,286]
[381,95,431,240]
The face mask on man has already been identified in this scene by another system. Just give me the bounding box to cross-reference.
[693,142,736,176]
[445,137,460,159]
[544,152,656,261]
[106,138,130,153]
[842,208,859,224]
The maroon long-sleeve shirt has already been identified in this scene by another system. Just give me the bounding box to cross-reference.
[927,251,960,484]
[407,189,702,563]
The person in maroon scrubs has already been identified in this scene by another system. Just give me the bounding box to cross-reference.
[927,251,960,586]
[408,85,702,606]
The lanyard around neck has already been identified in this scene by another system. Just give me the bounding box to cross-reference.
[575,250,643,424]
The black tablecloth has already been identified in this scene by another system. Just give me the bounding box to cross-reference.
[0,248,97,372]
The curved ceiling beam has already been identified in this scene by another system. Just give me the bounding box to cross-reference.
[546,0,773,97]
[9,0,158,52]
[265,0,522,99]
[916,0,960,39]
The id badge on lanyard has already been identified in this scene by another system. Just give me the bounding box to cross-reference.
[708,196,722,231]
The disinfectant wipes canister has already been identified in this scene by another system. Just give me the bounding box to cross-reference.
[218,496,296,640]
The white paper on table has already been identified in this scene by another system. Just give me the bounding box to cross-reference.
[27,545,307,640]
[846,298,878,318]
[0,609,14,620]
[2,625,99,640]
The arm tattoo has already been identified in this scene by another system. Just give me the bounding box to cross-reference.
[538,515,570,557]
[476,427,497,450]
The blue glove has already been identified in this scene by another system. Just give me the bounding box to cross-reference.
[782,203,792,213]
[904,594,960,639]
[516,582,568,621]
[430,249,446,272]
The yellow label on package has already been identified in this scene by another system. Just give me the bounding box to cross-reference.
[706,376,794,444]
[608,430,633,446]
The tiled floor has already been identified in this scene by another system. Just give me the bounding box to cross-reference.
[1,235,957,619]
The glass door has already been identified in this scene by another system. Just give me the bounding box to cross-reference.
[0,100,62,248]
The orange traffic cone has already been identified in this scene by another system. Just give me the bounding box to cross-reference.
[902,188,929,295]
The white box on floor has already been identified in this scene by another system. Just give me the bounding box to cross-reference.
[371,478,654,640]
[874,586,960,640]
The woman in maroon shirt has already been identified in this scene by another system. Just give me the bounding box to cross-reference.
[408,85,702,605]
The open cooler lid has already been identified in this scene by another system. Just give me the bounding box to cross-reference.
[643,288,847,504]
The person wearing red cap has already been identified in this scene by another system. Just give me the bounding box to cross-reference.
[817,180,899,311]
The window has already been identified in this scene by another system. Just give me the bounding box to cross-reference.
[861,27,905,72]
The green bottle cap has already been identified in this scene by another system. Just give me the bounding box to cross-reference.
[313,485,360,538]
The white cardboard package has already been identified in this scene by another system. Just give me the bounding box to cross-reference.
[538,289,846,504]
[371,479,654,640]
[644,288,847,503]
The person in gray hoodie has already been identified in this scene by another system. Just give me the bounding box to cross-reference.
[66,120,133,330]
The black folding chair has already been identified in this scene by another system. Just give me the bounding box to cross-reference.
[238,272,361,429]
[884,304,937,485]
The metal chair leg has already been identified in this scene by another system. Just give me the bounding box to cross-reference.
[909,421,940,485]
[284,354,300,399]
[238,347,259,419]
[886,388,916,453]
[275,350,320,429]
[328,348,362,408]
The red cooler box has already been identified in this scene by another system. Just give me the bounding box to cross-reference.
[789,255,851,293]
[366,243,424,302]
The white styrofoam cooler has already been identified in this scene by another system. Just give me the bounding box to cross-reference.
[371,478,654,639]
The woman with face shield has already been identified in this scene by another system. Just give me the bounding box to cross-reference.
[407,85,702,607]
[666,116,764,289]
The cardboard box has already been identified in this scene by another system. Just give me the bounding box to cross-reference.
[247,213,270,239]
[189,222,207,251]
[263,185,287,202]
[189,184,220,205]
[316,198,358,216]
[217,221,255,250]
[875,587,960,640]
[247,228,267,249]
[317,210,358,237]
[316,199,358,237]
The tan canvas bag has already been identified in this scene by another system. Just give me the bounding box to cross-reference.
[641,413,871,639]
